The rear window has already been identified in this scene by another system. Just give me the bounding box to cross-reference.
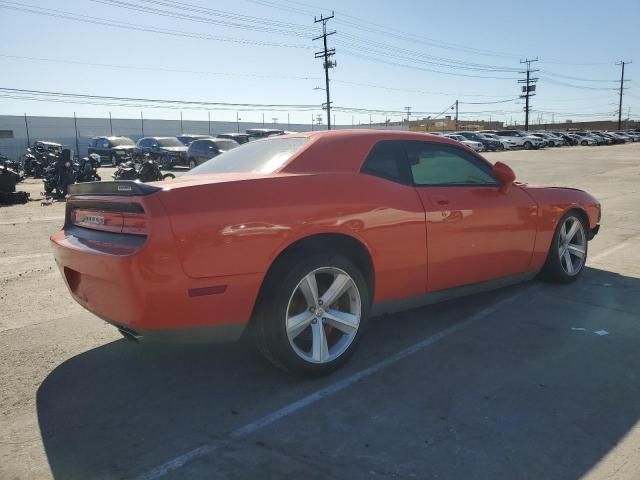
[110,137,135,146]
[157,138,184,147]
[214,139,240,151]
[187,137,308,175]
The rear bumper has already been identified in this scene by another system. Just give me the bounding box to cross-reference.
[51,222,263,343]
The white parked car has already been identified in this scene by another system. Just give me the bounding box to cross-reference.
[495,130,545,149]
[443,134,484,152]
[571,133,598,146]
[481,133,515,150]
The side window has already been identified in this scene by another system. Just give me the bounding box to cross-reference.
[407,143,497,186]
[361,140,408,184]
[100,139,110,149]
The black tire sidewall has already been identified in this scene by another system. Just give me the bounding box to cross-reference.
[524,141,532,150]
[255,252,370,375]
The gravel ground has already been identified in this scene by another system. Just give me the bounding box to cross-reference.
[1,145,639,480]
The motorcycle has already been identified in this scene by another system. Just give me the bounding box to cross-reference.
[23,151,47,178]
[113,155,174,182]
[43,150,76,198]
[76,154,102,183]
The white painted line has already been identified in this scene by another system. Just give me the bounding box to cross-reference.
[131,284,537,480]
[590,235,639,263]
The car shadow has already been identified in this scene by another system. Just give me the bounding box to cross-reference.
[36,267,640,479]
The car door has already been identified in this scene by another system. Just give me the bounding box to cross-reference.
[406,141,538,292]
[200,140,219,163]
[97,138,111,161]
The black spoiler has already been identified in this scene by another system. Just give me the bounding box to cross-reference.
[69,181,161,196]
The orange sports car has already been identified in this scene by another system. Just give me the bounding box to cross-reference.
[51,130,600,374]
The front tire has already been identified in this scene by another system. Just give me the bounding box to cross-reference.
[523,141,532,150]
[188,158,197,169]
[161,156,173,170]
[254,252,370,376]
[110,154,117,167]
[541,212,588,283]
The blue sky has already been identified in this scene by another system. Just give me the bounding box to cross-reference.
[0,0,638,126]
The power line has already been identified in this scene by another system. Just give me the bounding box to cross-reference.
[0,1,310,49]
[0,54,320,81]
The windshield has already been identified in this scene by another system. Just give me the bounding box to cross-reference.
[157,137,184,147]
[110,137,135,146]
[187,137,308,175]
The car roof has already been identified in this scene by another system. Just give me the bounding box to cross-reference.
[280,129,479,174]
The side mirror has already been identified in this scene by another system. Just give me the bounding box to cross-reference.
[493,161,516,191]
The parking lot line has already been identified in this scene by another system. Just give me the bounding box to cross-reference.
[132,283,538,480]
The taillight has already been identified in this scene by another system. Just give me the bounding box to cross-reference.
[71,208,148,235]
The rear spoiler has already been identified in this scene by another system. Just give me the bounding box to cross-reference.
[69,181,161,196]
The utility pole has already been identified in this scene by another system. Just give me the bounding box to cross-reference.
[180,111,183,134]
[208,111,211,135]
[140,111,145,137]
[454,100,459,130]
[287,113,290,131]
[518,58,539,131]
[24,113,30,147]
[617,61,631,130]
[73,112,80,158]
[404,106,411,129]
[313,12,336,130]
[262,112,265,127]
[236,112,240,133]
[109,112,113,136]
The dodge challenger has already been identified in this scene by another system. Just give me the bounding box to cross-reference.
[51,130,600,374]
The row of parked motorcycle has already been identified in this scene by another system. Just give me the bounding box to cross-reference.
[16,141,174,200]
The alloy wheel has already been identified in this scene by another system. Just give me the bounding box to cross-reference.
[285,267,361,364]
[558,216,586,276]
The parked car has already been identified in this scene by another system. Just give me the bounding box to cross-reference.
[177,134,212,146]
[443,134,484,152]
[495,130,545,149]
[246,128,285,141]
[531,132,562,147]
[600,132,625,144]
[571,133,598,146]
[456,131,503,151]
[554,132,577,146]
[134,136,188,169]
[543,132,567,146]
[52,130,601,375]
[480,133,516,149]
[88,136,137,166]
[217,133,250,145]
[186,137,240,168]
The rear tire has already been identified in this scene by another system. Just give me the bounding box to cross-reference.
[188,158,197,169]
[110,154,117,167]
[540,212,588,284]
[523,141,532,150]
[254,252,370,376]
[581,140,588,146]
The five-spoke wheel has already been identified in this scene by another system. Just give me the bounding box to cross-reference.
[542,212,589,283]
[286,267,361,364]
[254,253,369,375]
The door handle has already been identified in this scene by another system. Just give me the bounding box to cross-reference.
[431,195,449,206]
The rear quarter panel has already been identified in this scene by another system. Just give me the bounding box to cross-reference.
[523,186,600,270]
[158,173,427,303]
